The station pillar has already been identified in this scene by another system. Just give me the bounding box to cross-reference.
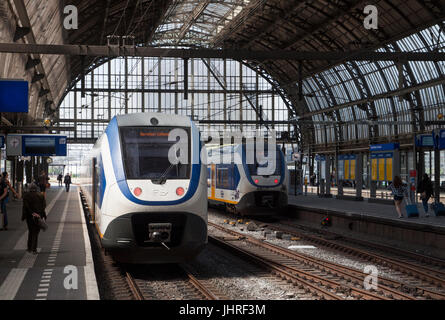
[25,159,32,184]
[16,159,24,198]
[434,148,440,204]
[325,156,332,197]
[32,156,39,183]
[336,153,343,196]
[356,153,363,199]
[318,158,324,196]
[42,157,49,175]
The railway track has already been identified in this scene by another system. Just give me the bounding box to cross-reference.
[125,264,226,300]
[255,218,445,296]
[80,190,226,300]
[208,221,445,300]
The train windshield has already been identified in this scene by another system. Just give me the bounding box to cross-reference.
[120,127,191,180]
[246,146,282,176]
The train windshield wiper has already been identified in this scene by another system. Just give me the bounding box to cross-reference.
[152,163,175,185]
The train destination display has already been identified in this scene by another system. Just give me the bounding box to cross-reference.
[6,134,67,157]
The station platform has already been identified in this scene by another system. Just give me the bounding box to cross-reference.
[287,194,445,259]
[289,194,445,227]
[0,186,99,300]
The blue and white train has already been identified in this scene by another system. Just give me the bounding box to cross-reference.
[80,112,208,264]
[207,144,289,215]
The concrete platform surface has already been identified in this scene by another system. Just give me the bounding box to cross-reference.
[0,186,99,300]
[289,194,445,229]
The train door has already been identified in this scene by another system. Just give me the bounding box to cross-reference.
[211,164,216,198]
[92,158,97,222]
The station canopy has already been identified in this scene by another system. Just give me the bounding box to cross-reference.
[1,0,444,153]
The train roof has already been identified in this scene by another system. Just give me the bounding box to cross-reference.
[115,112,194,127]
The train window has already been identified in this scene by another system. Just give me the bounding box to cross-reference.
[120,127,191,180]
[216,167,230,189]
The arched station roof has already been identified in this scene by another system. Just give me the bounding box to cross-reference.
[0,0,444,151]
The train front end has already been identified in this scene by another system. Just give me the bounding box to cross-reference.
[98,113,207,264]
[237,145,289,215]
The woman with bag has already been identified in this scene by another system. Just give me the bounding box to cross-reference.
[417,173,434,217]
[388,176,408,218]
[0,172,19,231]
[21,183,47,254]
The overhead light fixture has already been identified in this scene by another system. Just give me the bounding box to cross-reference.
[32,73,45,83]
[25,57,41,70]
[39,88,50,97]
[13,26,30,42]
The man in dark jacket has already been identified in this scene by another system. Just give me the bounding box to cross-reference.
[38,171,49,197]
[64,173,72,192]
[57,173,63,187]
[417,173,434,217]
[22,183,47,254]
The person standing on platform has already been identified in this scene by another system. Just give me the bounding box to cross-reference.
[0,172,19,231]
[57,173,63,187]
[22,183,46,254]
[417,173,434,217]
[64,173,72,192]
[388,176,408,218]
[38,171,49,198]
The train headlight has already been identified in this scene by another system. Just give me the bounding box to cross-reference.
[274,179,279,184]
[134,187,142,196]
[254,179,259,184]
[176,187,185,196]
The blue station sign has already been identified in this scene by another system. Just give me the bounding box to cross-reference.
[6,134,67,157]
[0,80,29,113]
[371,152,393,159]
[370,143,400,152]
[338,154,357,160]
[415,134,435,148]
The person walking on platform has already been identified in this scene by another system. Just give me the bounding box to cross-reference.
[64,173,72,192]
[57,173,63,187]
[388,176,408,218]
[0,172,19,231]
[38,171,50,198]
[22,183,46,254]
[417,173,434,217]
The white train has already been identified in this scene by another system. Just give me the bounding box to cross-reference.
[207,144,289,215]
[80,112,208,264]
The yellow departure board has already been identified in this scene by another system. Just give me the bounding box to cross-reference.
[378,159,385,181]
[372,158,378,181]
[386,158,393,181]
[350,159,356,180]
